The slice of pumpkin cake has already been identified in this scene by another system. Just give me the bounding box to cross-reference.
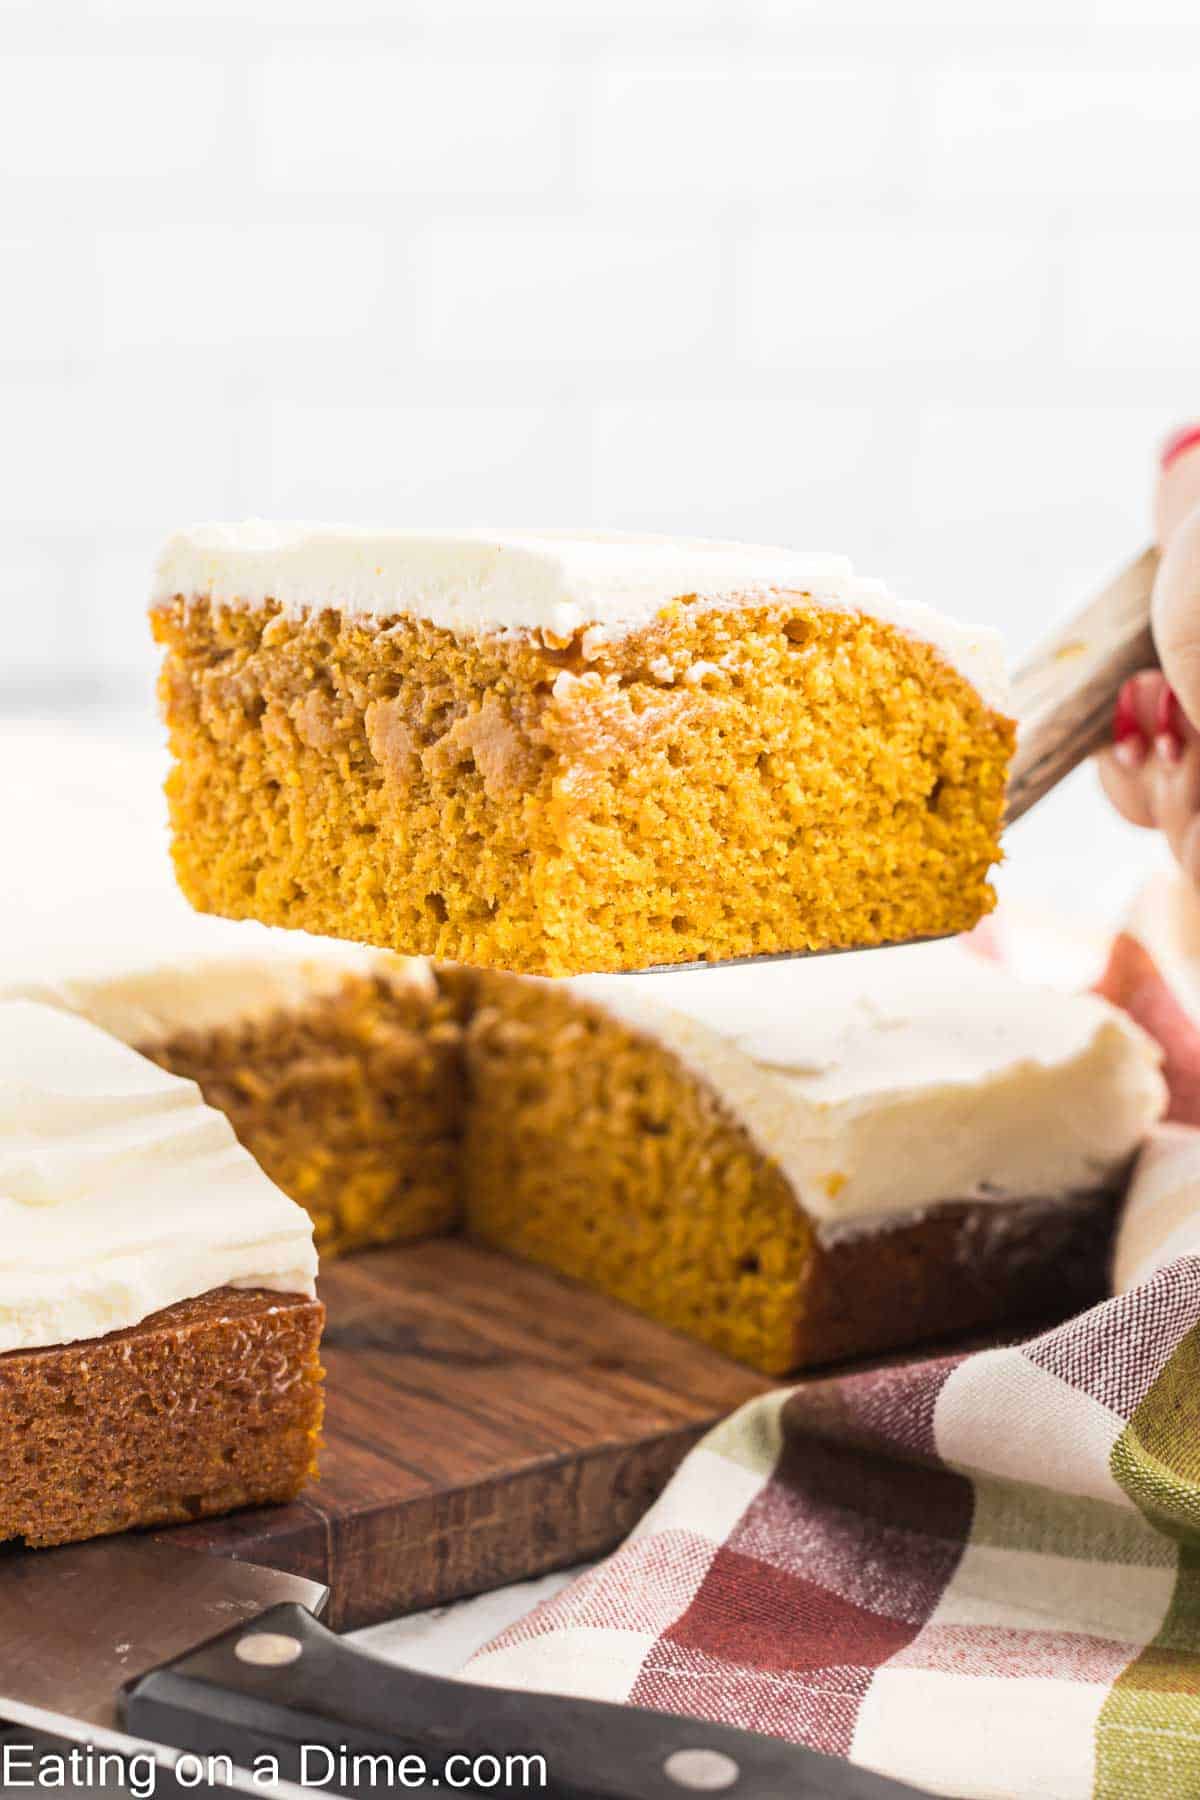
[0,1000,323,1548]
[464,940,1167,1372]
[150,524,1015,976]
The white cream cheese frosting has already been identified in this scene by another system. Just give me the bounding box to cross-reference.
[151,522,1009,711]
[0,903,437,1047]
[0,931,406,1047]
[0,1000,318,1355]
[569,938,1166,1237]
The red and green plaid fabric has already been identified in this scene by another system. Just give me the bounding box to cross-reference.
[466,890,1200,1799]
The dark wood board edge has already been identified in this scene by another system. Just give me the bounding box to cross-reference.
[321,1424,716,1631]
[151,1422,720,1632]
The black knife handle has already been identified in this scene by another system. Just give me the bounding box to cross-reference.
[122,1602,933,1800]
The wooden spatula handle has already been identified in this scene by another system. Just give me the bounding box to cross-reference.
[1005,546,1160,826]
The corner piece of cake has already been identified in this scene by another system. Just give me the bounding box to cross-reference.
[0,999,323,1548]
[150,524,1015,976]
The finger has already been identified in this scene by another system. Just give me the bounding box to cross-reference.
[1123,682,1200,875]
[1152,505,1200,728]
[1120,668,1170,744]
[1176,811,1200,890]
[1156,425,1200,546]
[1146,740,1200,862]
[1096,670,1178,830]
[1096,747,1157,829]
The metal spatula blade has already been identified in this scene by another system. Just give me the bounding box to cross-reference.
[627,547,1160,975]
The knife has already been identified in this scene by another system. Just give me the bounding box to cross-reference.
[0,1538,935,1799]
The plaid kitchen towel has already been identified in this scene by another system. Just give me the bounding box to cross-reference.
[466,881,1200,1800]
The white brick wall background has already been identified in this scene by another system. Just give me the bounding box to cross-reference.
[2,0,1198,743]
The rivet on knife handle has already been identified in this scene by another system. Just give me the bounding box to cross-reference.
[122,1602,937,1799]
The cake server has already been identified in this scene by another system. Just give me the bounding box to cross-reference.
[635,545,1160,973]
[1001,543,1159,826]
[0,1537,934,1799]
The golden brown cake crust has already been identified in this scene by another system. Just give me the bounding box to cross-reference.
[794,1192,1117,1369]
[152,595,1014,976]
[0,1288,324,1549]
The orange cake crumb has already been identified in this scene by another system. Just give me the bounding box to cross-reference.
[151,595,1014,976]
[142,969,466,1255]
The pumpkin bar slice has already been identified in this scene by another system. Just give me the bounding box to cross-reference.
[0,999,323,1548]
[150,524,1015,977]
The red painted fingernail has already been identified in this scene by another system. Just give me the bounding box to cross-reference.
[1161,424,1200,473]
[1114,679,1143,743]
[1155,683,1185,764]
[1113,680,1148,767]
[1157,682,1182,739]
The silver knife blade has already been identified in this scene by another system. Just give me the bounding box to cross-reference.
[0,1539,328,1734]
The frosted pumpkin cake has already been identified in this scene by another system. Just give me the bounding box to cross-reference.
[0,1000,322,1548]
[12,934,1166,1376]
[150,524,1015,976]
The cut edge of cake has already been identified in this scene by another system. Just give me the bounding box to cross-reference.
[0,1288,323,1548]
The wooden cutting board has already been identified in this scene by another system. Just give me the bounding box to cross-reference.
[153,1239,773,1631]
